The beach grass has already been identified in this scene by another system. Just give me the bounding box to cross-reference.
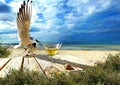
[0,44,11,58]
[0,54,120,85]
[73,54,120,85]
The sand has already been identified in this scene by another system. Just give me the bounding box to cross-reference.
[0,48,120,78]
[8,48,120,66]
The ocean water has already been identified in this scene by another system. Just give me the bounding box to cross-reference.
[3,44,120,50]
[39,44,120,50]
[63,44,120,50]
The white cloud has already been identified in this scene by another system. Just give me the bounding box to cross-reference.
[30,30,60,43]
[30,0,59,30]
[59,0,112,31]
[9,0,23,12]
[0,21,16,31]
[66,24,75,29]
[3,34,17,38]
[31,0,66,31]
[20,0,112,30]
[0,33,17,43]
[67,0,111,16]
[0,0,5,3]
[0,1,19,33]
[86,29,111,33]
[100,0,111,8]
[81,0,88,3]
[44,20,54,29]
[43,6,57,19]
[87,6,96,14]
[0,0,113,43]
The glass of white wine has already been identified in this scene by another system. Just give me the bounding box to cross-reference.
[43,43,62,63]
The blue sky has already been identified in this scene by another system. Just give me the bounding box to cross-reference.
[0,0,120,44]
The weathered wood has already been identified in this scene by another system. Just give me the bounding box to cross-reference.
[33,56,48,79]
[0,55,84,78]
[0,58,12,71]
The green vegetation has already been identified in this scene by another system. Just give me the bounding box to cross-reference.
[0,54,120,85]
[73,54,120,85]
[0,69,44,85]
[0,44,11,58]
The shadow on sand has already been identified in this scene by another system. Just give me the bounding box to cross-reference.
[34,54,90,69]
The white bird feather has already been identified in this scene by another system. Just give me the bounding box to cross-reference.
[14,0,36,55]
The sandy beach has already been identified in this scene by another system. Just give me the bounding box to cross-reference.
[8,48,120,66]
[0,48,120,78]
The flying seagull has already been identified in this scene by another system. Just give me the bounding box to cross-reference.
[14,0,37,55]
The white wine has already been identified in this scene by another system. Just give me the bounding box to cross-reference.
[45,48,58,56]
[43,43,62,56]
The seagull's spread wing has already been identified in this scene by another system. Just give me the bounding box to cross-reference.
[17,0,32,46]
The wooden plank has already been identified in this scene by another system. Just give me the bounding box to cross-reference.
[52,55,91,69]
[0,58,11,69]
[10,57,23,70]
[22,56,42,72]
[0,57,23,78]
[33,56,48,79]
[35,57,52,70]
[0,58,12,71]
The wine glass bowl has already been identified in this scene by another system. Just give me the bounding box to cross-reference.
[43,43,62,56]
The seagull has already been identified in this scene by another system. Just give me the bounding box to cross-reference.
[14,0,37,55]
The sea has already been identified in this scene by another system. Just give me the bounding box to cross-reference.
[2,44,120,50]
[60,44,120,50]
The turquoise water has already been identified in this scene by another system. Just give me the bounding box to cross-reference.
[60,44,120,50]
[3,44,120,50]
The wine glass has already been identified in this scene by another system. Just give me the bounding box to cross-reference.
[43,43,62,63]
